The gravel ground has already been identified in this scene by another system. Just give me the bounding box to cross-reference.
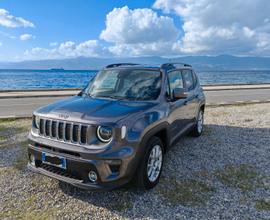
[0,103,270,219]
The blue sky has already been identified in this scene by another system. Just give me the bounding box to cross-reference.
[0,0,155,60]
[0,0,269,61]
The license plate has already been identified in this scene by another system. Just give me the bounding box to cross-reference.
[41,152,67,169]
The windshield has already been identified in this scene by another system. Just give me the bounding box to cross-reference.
[84,69,161,101]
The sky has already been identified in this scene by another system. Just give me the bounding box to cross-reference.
[0,0,270,61]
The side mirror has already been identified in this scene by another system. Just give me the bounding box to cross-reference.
[173,88,188,100]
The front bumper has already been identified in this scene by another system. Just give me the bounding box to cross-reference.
[27,141,138,191]
[27,163,129,191]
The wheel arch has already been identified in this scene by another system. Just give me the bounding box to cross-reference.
[200,104,205,112]
[139,122,170,154]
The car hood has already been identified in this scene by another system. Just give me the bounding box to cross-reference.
[35,96,156,124]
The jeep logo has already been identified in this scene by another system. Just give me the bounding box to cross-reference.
[59,114,69,119]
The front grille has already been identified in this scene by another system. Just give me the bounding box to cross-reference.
[65,123,71,141]
[81,125,87,144]
[51,121,57,138]
[40,119,45,135]
[45,120,51,136]
[38,118,89,145]
[73,125,79,142]
[58,122,64,139]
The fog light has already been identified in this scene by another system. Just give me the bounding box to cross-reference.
[88,170,98,182]
[30,154,36,166]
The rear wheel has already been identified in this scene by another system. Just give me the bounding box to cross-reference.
[190,109,204,137]
[135,136,164,190]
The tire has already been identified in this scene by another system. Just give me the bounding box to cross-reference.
[190,109,204,137]
[135,136,164,190]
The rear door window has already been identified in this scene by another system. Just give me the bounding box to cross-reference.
[182,70,194,90]
[168,70,184,98]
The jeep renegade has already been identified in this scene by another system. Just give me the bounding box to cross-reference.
[28,63,205,190]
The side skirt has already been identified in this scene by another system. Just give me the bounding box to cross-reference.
[168,122,195,148]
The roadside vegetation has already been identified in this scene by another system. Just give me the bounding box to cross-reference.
[157,178,215,206]
[214,164,267,192]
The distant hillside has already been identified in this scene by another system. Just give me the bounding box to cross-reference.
[1,55,270,70]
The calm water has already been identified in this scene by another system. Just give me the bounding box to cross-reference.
[0,69,270,90]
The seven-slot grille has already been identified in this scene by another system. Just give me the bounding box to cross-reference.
[39,118,88,144]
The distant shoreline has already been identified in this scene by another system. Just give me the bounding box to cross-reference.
[0,69,270,90]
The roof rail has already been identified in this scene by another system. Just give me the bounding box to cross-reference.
[105,63,139,68]
[161,62,192,70]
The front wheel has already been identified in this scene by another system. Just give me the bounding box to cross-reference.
[190,109,204,137]
[135,136,164,190]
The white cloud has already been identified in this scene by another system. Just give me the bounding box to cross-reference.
[24,40,110,60]
[0,8,34,28]
[20,33,35,41]
[108,42,181,57]
[100,6,178,44]
[57,41,76,56]
[100,6,180,56]
[153,0,270,55]
[49,42,58,47]
[24,6,181,59]
[75,40,107,57]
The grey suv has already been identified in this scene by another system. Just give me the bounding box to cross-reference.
[28,63,205,190]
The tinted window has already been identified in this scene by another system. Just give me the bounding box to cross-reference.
[182,70,194,90]
[192,71,197,85]
[168,71,183,98]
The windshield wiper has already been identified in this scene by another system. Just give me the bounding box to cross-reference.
[107,95,127,100]
[94,95,127,100]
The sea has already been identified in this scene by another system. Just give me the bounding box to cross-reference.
[0,69,270,90]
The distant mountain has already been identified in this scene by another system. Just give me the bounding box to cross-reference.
[1,55,270,70]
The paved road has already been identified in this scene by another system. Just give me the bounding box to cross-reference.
[0,89,270,118]
[205,88,270,104]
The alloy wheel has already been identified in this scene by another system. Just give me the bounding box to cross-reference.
[147,144,163,182]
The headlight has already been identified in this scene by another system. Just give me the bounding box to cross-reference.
[97,126,113,142]
[33,115,40,129]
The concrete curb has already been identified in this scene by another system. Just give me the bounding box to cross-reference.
[202,82,270,86]
[203,85,270,91]
[203,86,270,91]
[0,115,32,120]
[0,88,81,93]
[0,94,73,99]
[207,100,270,107]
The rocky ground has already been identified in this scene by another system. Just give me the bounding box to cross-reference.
[0,103,270,220]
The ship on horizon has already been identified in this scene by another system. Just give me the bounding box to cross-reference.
[50,67,65,71]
